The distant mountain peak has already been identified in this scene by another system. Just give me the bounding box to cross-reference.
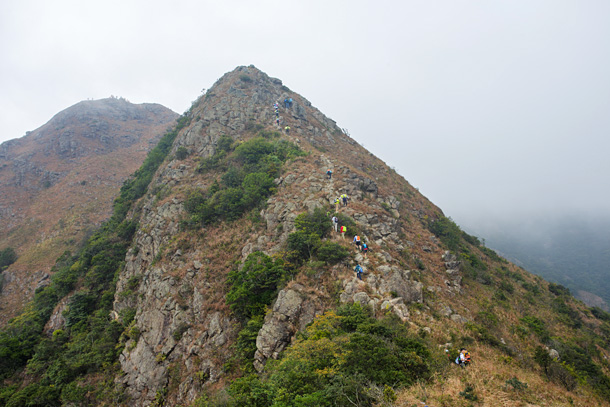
[0,98,178,325]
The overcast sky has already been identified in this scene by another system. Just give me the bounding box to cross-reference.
[1,0,609,231]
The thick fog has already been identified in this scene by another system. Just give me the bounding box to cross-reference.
[1,0,609,229]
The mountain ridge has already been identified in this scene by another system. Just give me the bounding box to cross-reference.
[0,66,609,407]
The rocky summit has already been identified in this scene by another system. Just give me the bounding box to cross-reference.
[1,66,610,407]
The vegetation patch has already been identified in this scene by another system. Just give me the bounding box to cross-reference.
[186,133,304,228]
[0,114,188,406]
[0,247,17,270]
[227,304,432,406]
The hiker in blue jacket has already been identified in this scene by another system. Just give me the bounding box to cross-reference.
[354,264,364,280]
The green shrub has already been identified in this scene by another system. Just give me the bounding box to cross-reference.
[522,281,541,294]
[459,385,478,401]
[242,172,274,208]
[234,137,275,165]
[64,292,97,327]
[316,241,349,264]
[175,146,188,160]
[552,298,582,329]
[229,306,432,406]
[520,316,550,342]
[480,246,507,263]
[534,346,553,375]
[294,208,332,239]
[591,307,610,322]
[228,374,273,407]
[232,315,264,372]
[5,383,61,407]
[172,323,191,341]
[226,252,289,321]
[188,134,303,228]
[221,166,245,188]
[549,283,571,297]
[499,280,515,294]
[216,134,234,153]
[0,247,17,270]
[505,377,528,392]
[428,216,462,251]
[461,231,481,246]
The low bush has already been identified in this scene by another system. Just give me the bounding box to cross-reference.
[427,216,462,251]
[175,146,188,160]
[229,304,432,406]
[549,282,571,297]
[188,135,304,227]
[0,247,17,270]
[520,316,550,342]
[316,241,349,264]
[226,252,290,322]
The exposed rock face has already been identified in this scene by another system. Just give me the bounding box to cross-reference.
[0,98,178,326]
[109,66,444,406]
[443,251,462,292]
[253,285,318,372]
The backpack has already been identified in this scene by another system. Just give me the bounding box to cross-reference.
[355,265,363,273]
[355,235,360,242]
[463,351,471,364]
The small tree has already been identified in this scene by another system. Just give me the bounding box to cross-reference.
[226,252,288,321]
[0,248,17,270]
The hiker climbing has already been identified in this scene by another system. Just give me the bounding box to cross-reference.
[341,194,349,207]
[326,169,332,179]
[354,263,364,280]
[284,126,291,134]
[288,97,293,108]
[284,98,290,109]
[353,235,361,250]
[455,348,471,368]
[362,242,368,257]
[340,225,347,239]
[276,117,280,127]
[335,197,341,212]
[332,215,339,232]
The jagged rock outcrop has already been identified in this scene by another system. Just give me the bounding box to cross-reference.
[110,66,444,406]
[253,285,318,372]
[443,251,462,292]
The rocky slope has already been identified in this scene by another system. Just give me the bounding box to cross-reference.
[2,67,610,407]
[106,66,610,406]
[106,66,440,405]
[0,97,178,324]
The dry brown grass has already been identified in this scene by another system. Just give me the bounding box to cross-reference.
[395,345,609,407]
